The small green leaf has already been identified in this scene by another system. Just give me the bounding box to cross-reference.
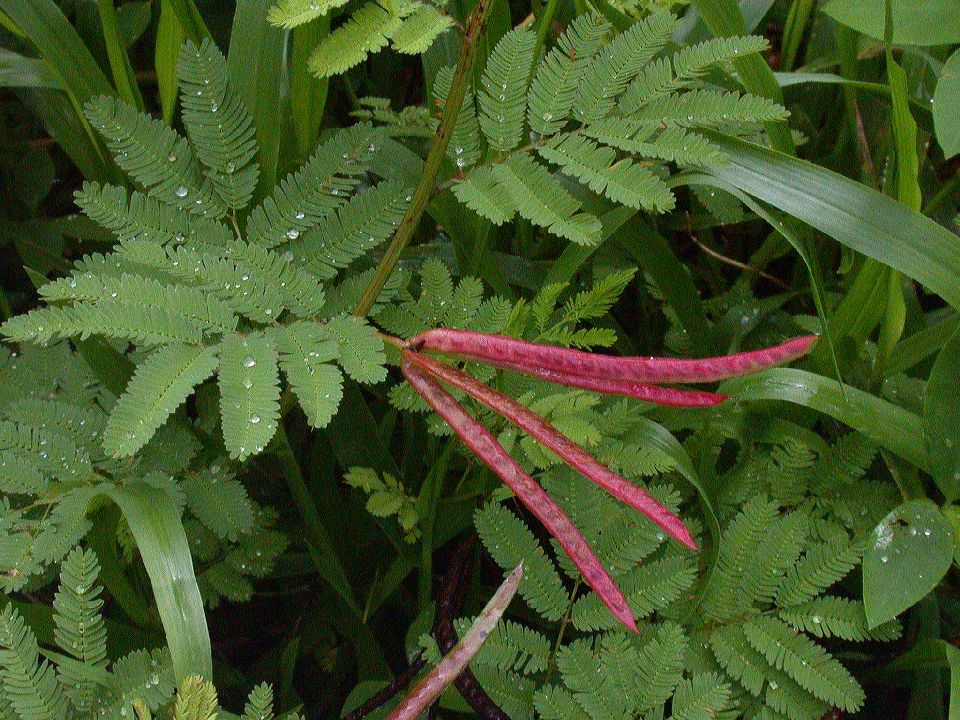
[863,499,954,628]
[926,328,960,502]
[934,49,960,159]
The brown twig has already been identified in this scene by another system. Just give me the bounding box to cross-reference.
[342,654,427,720]
[685,215,793,290]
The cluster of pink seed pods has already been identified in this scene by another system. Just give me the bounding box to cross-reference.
[401,329,818,632]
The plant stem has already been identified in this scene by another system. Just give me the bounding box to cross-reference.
[273,424,361,615]
[532,0,559,61]
[780,0,815,72]
[353,0,495,317]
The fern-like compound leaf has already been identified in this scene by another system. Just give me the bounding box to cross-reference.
[779,596,901,642]
[632,89,790,128]
[701,495,779,621]
[173,676,218,720]
[1,302,208,346]
[52,547,107,713]
[451,165,515,225]
[103,343,219,457]
[110,648,177,713]
[246,124,380,248]
[491,154,602,245]
[572,12,676,124]
[84,96,224,217]
[390,4,455,54]
[527,14,610,136]
[181,469,255,542]
[74,182,234,247]
[709,623,768,696]
[0,605,72,720]
[571,555,696,631]
[273,322,344,429]
[377,257,486,338]
[307,2,408,78]
[323,315,387,383]
[670,672,731,720]
[478,27,536,152]
[242,683,275,720]
[537,134,676,212]
[218,332,281,460]
[743,616,864,712]
[534,685,592,720]
[40,273,238,335]
[178,39,260,210]
[458,618,552,675]
[267,0,349,29]
[774,539,859,608]
[433,66,482,169]
[622,35,770,113]
[583,123,724,166]
[475,501,568,621]
[290,180,410,279]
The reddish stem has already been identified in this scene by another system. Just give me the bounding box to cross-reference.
[406,350,696,550]
[402,359,638,633]
[411,329,818,385]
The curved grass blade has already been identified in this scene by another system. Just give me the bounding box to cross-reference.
[720,368,928,471]
[99,483,212,682]
[674,172,840,381]
[703,132,960,310]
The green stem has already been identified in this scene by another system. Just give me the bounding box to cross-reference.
[96,0,144,110]
[353,0,496,317]
[923,172,960,217]
[780,0,815,72]
[417,441,455,608]
[532,0,560,61]
[273,424,360,615]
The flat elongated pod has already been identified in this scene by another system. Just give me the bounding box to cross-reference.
[438,353,728,407]
[401,359,637,632]
[406,350,696,549]
[389,562,524,720]
[413,329,817,384]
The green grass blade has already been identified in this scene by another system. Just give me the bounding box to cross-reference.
[0,0,113,100]
[721,368,929,471]
[925,327,960,502]
[228,0,286,199]
[156,0,186,124]
[166,0,213,43]
[704,132,960,310]
[100,483,212,682]
[290,17,331,161]
[96,0,144,110]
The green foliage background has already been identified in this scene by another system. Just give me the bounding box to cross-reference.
[0,0,958,717]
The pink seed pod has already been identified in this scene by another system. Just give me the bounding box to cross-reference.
[412,329,818,385]
[402,358,638,633]
[406,350,696,550]
[452,355,728,407]
[389,561,524,720]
